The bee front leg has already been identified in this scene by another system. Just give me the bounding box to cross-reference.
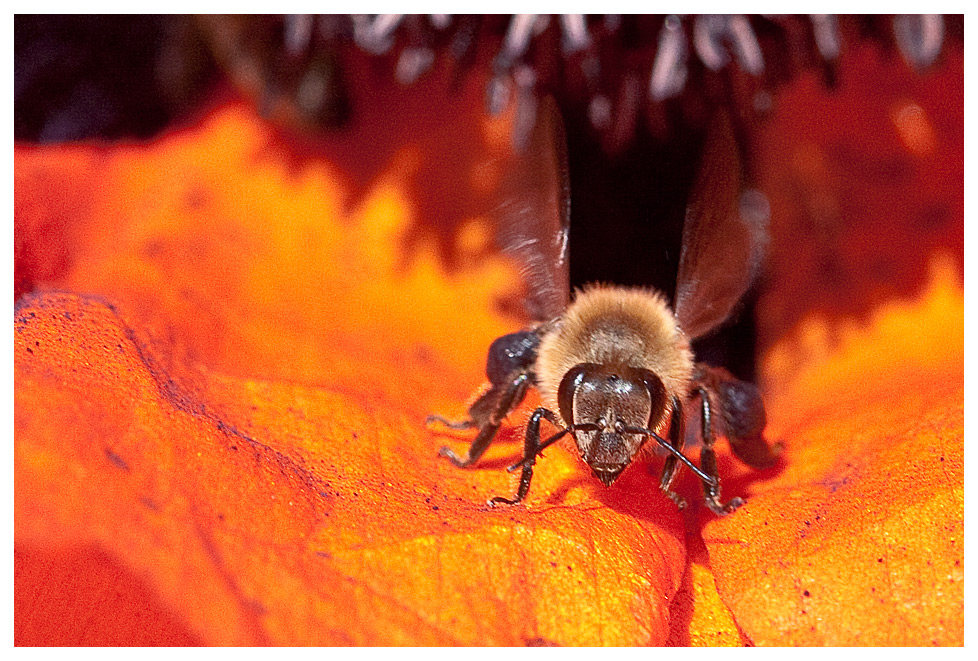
[696,386,745,516]
[489,407,565,506]
[432,372,531,467]
[658,395,688,510]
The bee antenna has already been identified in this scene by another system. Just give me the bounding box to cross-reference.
[623,425,718,487]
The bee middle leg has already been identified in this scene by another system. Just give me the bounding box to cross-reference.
[431,371,531,468]
[696,386,745,516]
[429,329,542,468]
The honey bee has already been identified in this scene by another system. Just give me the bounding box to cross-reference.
[428,99,780,514]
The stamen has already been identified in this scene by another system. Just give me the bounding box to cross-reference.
[284,14,314,56]
[894,14,945,70]
[559,14,590,54]
[649,15,688,102]
[810,14,840,61]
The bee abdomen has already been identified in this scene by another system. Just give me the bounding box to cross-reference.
[485,330,541,386]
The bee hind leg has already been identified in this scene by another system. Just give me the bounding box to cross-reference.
[713,377,783,469]
[425,414,475,430]
[696,386,744,516]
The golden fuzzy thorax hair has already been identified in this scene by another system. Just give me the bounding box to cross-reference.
[535,284,694,420]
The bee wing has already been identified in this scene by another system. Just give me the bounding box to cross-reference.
[674,113,768,340]
[495,96,571,322]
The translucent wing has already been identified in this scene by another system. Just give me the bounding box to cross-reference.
[674,113,768,340]
[495,96,571,322]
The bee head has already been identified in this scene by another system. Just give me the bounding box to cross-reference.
[557,362,668,485]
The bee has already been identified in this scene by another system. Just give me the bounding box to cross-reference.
[427,99,780,514]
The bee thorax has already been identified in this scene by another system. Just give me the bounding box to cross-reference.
[536,284,694,412]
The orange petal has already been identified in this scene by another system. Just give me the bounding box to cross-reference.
[666,530,745,646]
[704,258,963,646]
[15,104,688,646]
